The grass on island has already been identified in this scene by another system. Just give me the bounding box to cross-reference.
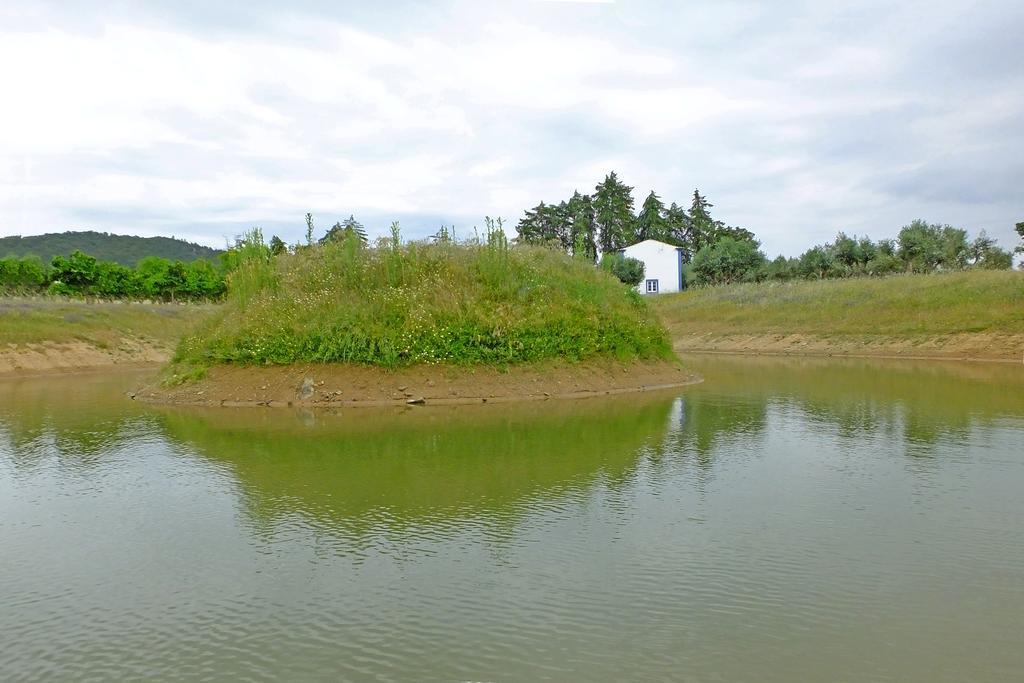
[172,235,672,372]
[653,270,1024,338]
[0,298,217,348]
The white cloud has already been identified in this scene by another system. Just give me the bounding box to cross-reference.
[0,0,1021,254]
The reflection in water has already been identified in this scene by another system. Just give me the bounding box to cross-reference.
[0,371,153,468]
[2,358,1024,682]
[680,354,1024,453]
[155,394,678,544]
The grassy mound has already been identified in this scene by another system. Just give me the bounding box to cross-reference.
[653,270,1024,337]
[173,235,671,369]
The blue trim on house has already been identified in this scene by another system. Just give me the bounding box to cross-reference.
[677,247,684,291]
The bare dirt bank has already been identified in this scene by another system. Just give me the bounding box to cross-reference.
[671,332,1024,363]
[136,359,699,408]
[0,339,171,377]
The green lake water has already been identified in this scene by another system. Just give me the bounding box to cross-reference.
[2,356,1023,681]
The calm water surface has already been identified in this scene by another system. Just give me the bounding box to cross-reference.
[2,356,1024,681]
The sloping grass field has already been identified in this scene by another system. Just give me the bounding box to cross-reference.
[0,298,217,348]
[654,270,1024,338]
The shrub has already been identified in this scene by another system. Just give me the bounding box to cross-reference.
[600,253,646,286]
[691,237,766,285]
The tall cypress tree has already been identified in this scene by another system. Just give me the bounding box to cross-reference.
[594,172,635,253]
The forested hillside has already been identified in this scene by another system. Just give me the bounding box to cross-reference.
[0,231,221,266]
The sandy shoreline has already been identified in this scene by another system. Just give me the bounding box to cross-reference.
[0,340,171,377]
[134,359,700,408]
[3,330,1022,386]
[670,331,1024,364]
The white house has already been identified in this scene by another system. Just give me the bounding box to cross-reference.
[619,239,685,294]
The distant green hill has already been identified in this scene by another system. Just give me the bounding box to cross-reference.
[0,231,222,266]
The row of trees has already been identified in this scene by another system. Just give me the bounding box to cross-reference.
[1,214,378,300]
[0,251,226,300]
[690,220,1016,286]
[515,172,755,262]
[514,172,1019,287]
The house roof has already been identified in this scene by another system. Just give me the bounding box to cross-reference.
[620,239,684,251]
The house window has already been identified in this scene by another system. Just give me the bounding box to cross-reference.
[645,279,659,294]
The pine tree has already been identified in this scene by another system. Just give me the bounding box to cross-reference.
[689,189,717,253]
[635,191,670,242]
[566,191,597,262]
[593,172,635,253]
[552,200,573,250]
[515,202,563,245]
[320,215,368,245]
[664,202,692,256]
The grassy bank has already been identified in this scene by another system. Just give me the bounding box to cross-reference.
[173,236,672,371]
[0,298,216,347]
[653,270,1024,360]
[0,298,218,375]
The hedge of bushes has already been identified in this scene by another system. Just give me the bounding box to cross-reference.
[0,250,226,300]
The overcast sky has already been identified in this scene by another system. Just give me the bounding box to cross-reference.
[1,0,1021,256]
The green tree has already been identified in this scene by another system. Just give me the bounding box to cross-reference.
[688,189,717,254]
[857,236,878,266]
[183,259,226,299]
[515,201,564,246]
[664,202,692,255]
[599,252,645,286]
[269,235,287,256]
[1015,221,1024,255]
[830,232,859,274]
[166,261,189,301]
[897,220,945,273]
[968,231,1013,270]
[94,261,135,297]
[50,250,99,292]
[0,256,18,289]
[321,215,369,245]
[691,236,766,285]
[552,200,574,250]
[797,245,833,279]
[0,255,46,291]
[134,256,172,298]
[761,255,797,281]
[594,172,636,252]
[865,252,902,276]
[939,226,969,270]
[566,191,597,262]
[635,191,670,243]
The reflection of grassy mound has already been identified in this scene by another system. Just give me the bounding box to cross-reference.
[174,236,671,368]
[157,393,678,531]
